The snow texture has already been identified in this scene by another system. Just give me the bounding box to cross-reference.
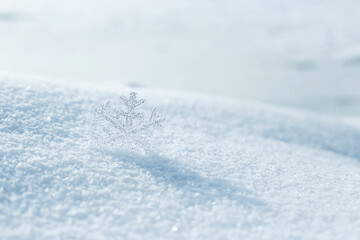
[1,75,360,240]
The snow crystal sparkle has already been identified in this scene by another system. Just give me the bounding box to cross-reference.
[95,92,165,152]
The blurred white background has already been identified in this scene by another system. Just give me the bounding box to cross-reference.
[1,0,360,117]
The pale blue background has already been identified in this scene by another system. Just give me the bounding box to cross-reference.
[1,0,360,117]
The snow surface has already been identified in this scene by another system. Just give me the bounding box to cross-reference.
[1,75,360,239]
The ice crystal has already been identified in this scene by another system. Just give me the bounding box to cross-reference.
[95,92,165,151]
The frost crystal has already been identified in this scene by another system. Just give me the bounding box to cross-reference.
[95,92,165,151]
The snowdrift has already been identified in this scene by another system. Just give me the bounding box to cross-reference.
[1,75,360,239]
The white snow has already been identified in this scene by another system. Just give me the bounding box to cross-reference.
[1,75,360,239]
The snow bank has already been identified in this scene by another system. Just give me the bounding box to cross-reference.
[1,75,360,239]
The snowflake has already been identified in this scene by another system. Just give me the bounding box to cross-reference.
[95,92,165,151]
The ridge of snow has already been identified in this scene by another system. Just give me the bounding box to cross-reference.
[1,75,360,239]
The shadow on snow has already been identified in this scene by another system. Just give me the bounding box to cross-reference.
[107,150,267,209]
